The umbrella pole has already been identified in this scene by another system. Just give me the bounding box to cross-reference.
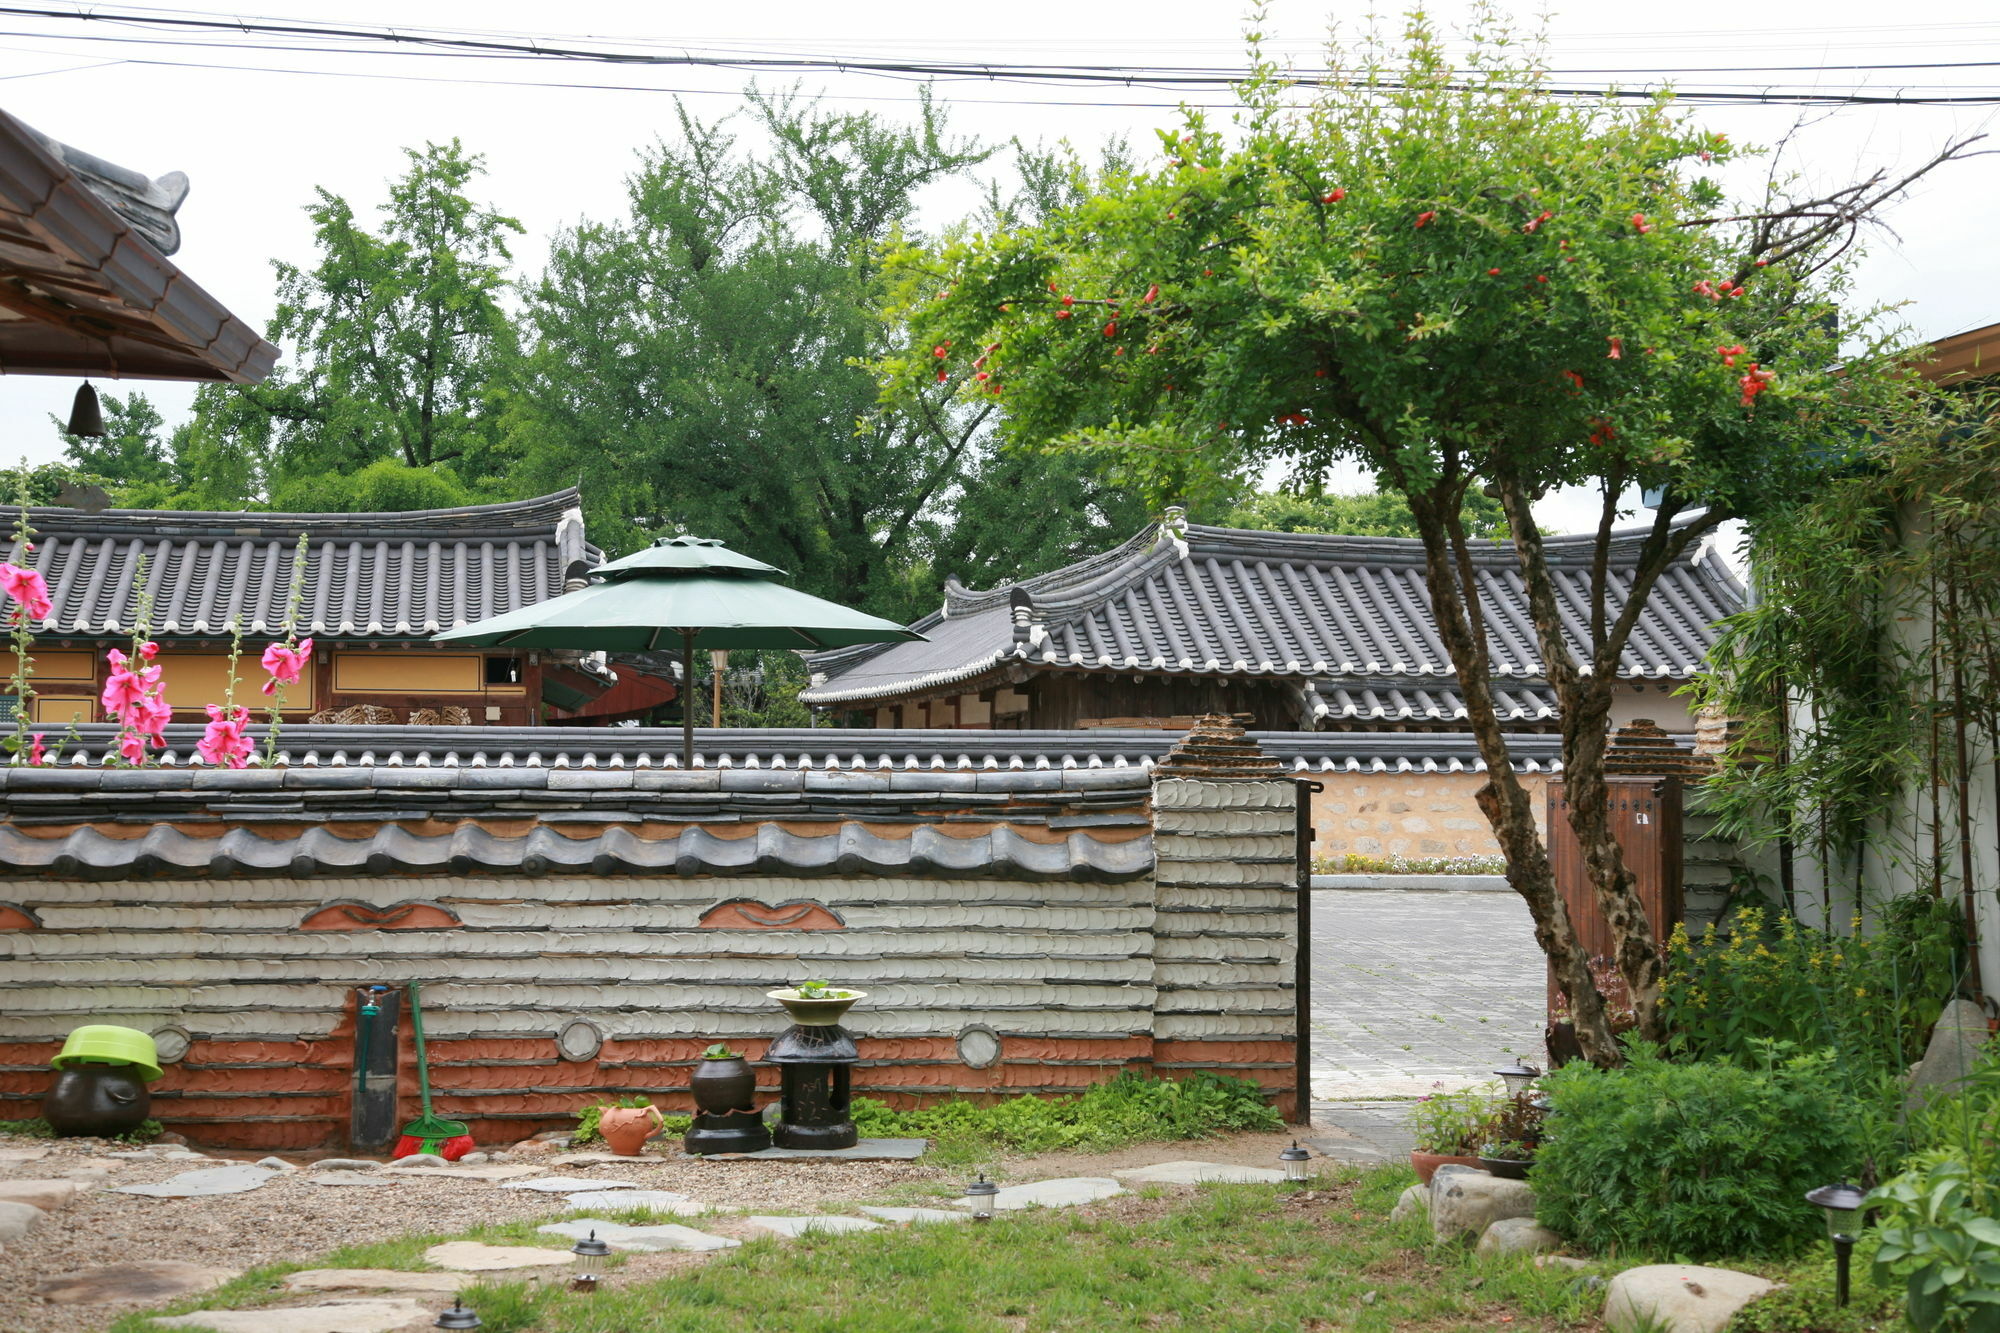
[680,629,696,770]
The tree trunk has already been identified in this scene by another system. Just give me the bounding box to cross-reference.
[1404,484,1626,1066]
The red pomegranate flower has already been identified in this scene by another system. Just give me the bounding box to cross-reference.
[1415,211,1437,229]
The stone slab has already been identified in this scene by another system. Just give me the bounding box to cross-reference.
[422,1241,573,1272]
[0,1199,45,1241]
[308,1158,383,1173]
[699,1138,927,1161]
[285,1269,470,1296]
[564,1189,701,1214]
[403,1164,546,1182]
[951,1177,1126,1211]
[307,1171,400,1188]
[115,1165,276,1198]
[36,1260,241,1305]
[0,1146,50,1162]
[154,1299,432,1333]
[860,1206,974,1225]
[539,1218,740,1253]
[550,1151,651,1165]
[1604,1264,1776,1333]
[500,1175,637,1193]
[0,1178,83,1211]
[746,1214,884,1238]
[1113,1160,1287,1185]
[254,1156,296,1172]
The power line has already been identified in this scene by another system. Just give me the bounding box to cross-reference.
[1,4,1999,105]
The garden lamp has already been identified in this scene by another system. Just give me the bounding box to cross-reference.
[1495,1062,1540,1099]
[434,1301,481,1330]
[1805,1183,1866,1308]
[966,1173,999,1222]
[569,1230,612,1293]
[1279,1141,1312,1183]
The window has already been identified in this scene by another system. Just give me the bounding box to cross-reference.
[484,656,523,686]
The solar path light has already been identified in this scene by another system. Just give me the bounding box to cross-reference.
[966,1173,999,1222]
[1805,1182,1866,1307]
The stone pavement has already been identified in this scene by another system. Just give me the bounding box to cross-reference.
[1308,888,1548,1100]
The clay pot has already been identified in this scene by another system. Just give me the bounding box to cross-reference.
[691,1057,756,1117]
[596,1104,664,1157]
[1409,1151,1484,1185]
[43,1065,151,1138]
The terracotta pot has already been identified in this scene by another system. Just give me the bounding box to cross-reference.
[1409,1151,1483,1185]
[691,1057,756,1117]
[43,1065,151,1138]
[596,1104,664,1157]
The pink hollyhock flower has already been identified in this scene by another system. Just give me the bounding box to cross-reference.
[137,641,159,660]
[260,638,314,694]
[101,666,149,715]
[27,733,45,766]
[117,731,150,765]
[132,694,172,740]
[197,704,253,769]
[0,564,52,622]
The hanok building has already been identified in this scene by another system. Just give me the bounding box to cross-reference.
[2,490,677,728]
[802,510,1745,735]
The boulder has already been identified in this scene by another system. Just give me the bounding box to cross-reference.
[1603,1264,1776,1333]
[1430,1169,1537,1244]
[0,1200,46,1242]
[1388,1185,1428,1223]
[1476,1217,1563,1257]
[0,1178,82,1212]
[253,1156,295,1172]
[1906,997,1994,1113]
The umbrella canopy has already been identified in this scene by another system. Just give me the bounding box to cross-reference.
[434,536,922,762]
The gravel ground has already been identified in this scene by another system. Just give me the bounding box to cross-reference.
[0,1133,954,1333]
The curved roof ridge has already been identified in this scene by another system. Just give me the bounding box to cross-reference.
[2,488,585,543]
[1179,512,1714,568]
[943,522,1175,616]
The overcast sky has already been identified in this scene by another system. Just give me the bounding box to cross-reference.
[2,0,1995,541]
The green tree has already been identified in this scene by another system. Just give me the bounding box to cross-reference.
[1225,486,1506,538]
[509,92,1151,619]
[886,6,1964,1063]
[56,390,170,489]
[187,140,523,501]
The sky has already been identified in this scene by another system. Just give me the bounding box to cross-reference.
[1,0,1996,541]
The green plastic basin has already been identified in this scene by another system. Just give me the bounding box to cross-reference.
[51,1025,163,1083]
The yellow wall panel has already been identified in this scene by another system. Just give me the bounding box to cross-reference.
[334,652,481,695]
[32,696,94,724]
[159,654,317,711]
[0,650,94,682]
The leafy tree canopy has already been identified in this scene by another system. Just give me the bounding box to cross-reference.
[1224,485,1506,538]
[884,3,1955,1064]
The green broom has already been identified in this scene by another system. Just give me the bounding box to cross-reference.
[393,981,473,1159]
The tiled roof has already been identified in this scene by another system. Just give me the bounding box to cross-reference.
[802,517,1744,705]
[27,723,1573,775]
[1,490,592,640]
[1299,680,1557,726]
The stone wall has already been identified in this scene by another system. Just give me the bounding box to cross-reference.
[1308,771,1550,860]
[0,762,1298,1149]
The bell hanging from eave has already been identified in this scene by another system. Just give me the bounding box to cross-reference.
[66,382,104,438]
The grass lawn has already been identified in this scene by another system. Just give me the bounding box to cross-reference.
[113,1166,1623,1333]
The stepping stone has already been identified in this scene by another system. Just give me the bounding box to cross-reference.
[565,1189,701,1214]
[154,1299,431,1332]
[1114,1161,1287,1185]
[116,1164,276,1197]
[0,1200,45,1241]
[551,1151,648,1165]
[308,1158,383,1173]
[423,1241,573,1272]
[36,1260,241,1305]
[285,1269,470,1296]
[307,1171,399,1188]
[399,1164,547,1182]
[860,1206,974,1225]
[746,1215,884,1238]
[254,1156,296,1172]
[383,1154,455,1170]
[952,1178,1126,1211]
[501,1175,638,1193]
[539,1218,739,1253]
[0,1146,50,1162]
[0,1178,84,1211]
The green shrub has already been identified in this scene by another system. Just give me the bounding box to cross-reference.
[1533,1042,1866,1259]
[851,1071,1281,1158]
[1405,1084,1504,1154]
[1868,1152,2000,1332]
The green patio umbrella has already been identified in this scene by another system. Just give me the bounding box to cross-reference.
[434,536,922,766]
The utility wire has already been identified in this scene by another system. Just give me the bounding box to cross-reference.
[1,5,1999,104]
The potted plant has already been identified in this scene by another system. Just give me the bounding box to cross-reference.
[690,1043,756,1116]
[767,979,866,1027]
[1478,1138,1536,1180]
[1406,1085,1503,1184]
[1478,1090,1547,1180]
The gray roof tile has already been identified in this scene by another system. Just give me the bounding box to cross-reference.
[803,518,1744,704]
[2,490,592,639]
